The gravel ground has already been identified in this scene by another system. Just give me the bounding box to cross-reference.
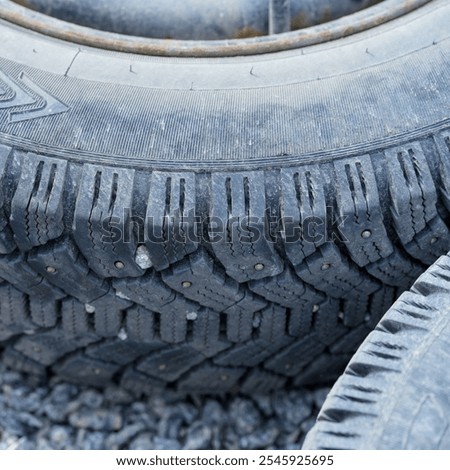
[0,362,329,450]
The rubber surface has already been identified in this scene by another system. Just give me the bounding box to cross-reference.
[303,252,450,450]
[0,1,449,394]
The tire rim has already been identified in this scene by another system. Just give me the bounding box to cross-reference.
[1,0,432,57]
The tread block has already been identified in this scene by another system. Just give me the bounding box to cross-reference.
[0,283,35,331]
[341,293,373,328]
[386,142,450,262]
[256,305,290,343]
[365,286,397,328]
[215,306,294,367]
[3,347,46,377]
[159,309,188,344]
[162,249,266,313]
[214,335,293,368]
[177,364,245,393]
[54,354,121,387]
[223,307,255,343]
[114,271,199,320]
[29,298,59,328]
[329,324,372,354]
[293,352,353,386]
[13,330,97,366]
[210,172,283,282]
[0,324,21,342]
[366,250,424,288]
[191,309,230,357]
[334,156,393,266]
[436,130,450,211]
[114,271,175,310]
[0,252,65,301]
[280,166,327,266]
[250,268,328,336]
[264,333,326,377]
[10,154,67,251]
[250,267,322,309]
[89,290,132,338]
[240,369,286,394]
[0,144,15,254]
[28,239,109,303]
[386,143,435,241]
[145,172,198,270]
[74,164,143,278]
[61,298,95,337]
[404,216,450,265]
[125,305,157,344]
[85,340,158,366]
[120,368,165,396]
[314,298,347,345]
[295,243,379,299]
[137,344,205,382]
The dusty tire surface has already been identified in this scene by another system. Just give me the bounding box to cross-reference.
[0,0,449,394]
[303,252,450,450]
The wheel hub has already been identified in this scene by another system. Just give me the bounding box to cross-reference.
[2,0,432,56]
[13,0,383,40]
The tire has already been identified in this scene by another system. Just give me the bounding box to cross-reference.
[0,0,449,395]
[303,252,450,450]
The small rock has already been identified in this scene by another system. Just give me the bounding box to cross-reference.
[69,408,123,431]
[104,386,133,406]
[229,398,262,436]
[153,437,182,450]
[201,400,227,425]
[106,423,147,449]
[238,421,279,450]
[15,437,36,450]
[49,426,72,449]
[0,410,27,436]
[173,403,199,424]
[273,392,312,432]
[2,371,24,385]
[78,390,104,408]
[157,416,183,440]
[252,395,273,417]
[18,412,43,429]
[49,383,79,405]
[129,433,154,450]
[43,403,71,423]
[76,429,107,450]
[183,422,212,450]
[14,389,47,413]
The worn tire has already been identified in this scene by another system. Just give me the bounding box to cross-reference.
[303,252,450,450]
[0,1,449,394]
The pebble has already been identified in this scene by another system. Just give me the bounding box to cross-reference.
[238,421,280,450]
[129,433,153,450]
[229,398,262,436]
[153,437,182,450]
[78,390,104,409]
[272,391,313,432]
[106,423,147,449]
[68,408,123,431]
[183,422,212,450]
[49,426,73,449]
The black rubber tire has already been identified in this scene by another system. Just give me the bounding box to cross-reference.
[0,1,449,395]
[303,252,450,450]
